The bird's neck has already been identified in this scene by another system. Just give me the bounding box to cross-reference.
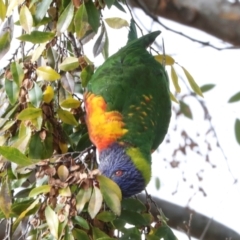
[124,146,152,185]
[99,143,152,185]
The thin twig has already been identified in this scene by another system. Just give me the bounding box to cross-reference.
[183,213,193,240]
[3,218,12,240]
[125,0,143,36]
[67,32,82,57]
[178,77,239,238]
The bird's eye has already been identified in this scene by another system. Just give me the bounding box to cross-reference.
[115,170,123,177]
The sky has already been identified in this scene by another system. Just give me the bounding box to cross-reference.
[89,5,240,239]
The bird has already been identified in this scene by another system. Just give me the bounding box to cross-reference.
[84,31,171,197]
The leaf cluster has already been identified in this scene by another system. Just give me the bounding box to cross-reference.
[0,0,179,239]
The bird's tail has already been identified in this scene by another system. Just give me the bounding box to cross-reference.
[127,30,161,49]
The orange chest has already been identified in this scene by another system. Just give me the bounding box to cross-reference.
[84,92,128,152]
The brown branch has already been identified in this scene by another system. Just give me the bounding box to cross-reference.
[128,0,240,47]
[138,194,240,240]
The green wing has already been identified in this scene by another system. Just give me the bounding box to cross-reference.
[88,31,171,154]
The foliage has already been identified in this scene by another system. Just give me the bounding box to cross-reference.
[0,0,183,239]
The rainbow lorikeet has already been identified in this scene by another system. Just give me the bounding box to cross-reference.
[84,31,171,197]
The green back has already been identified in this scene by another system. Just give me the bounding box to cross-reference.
[88,31,171,157]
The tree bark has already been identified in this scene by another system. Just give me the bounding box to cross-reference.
[138,194,240,240]
[128,0,240,46]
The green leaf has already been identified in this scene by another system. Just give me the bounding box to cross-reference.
[0,118,15,134]
[0,146,33,166]
[5,79,19,105]
[122,198,146,212]
[154,225,177,240]
[0,0,6,21]
[28,82,43,107]
[76,132,92,151]
[182,66,203,97]
[128,19,137,43]
[200,84,215,93]
[6,0,19,17]
[43,85,54,103]
[1,103,19,119]
[81,65,94,87]
[105,0,115,8]
[113,0,126,12]
[73,216,90,230]
[29,185,51,198]
[45,205,59,239]
[76,187,92,213]
[74,3,89,39]
[58,220,68,240]
[8,199,34,217]
[97,175,121,216]
[179,101,192,119]
[17,31,55,44]
[171,66,180,93]
[0,178,12,218]
[20,5,33,33]
[19,121,30,138]
[30,116,43,131]
[0,135,9,148]
[102,28,109,59]
[142,212,153,225]
[228,91,240,103]
[170,91,178,103]
[29,131,53,159]
[96,211,116,222]
[61,72,75,94]
[119,210,147,226]
[47,46,58,68]
[88,185,103,219]
[57,1,74,33]
[112,218,125,230]
[120,227,141,239]
[59,57,79,71]
[155,176,161,190]
[85,0,100,32]
[10,62,24,86]
[31,43,47,62]
[105,17,129,29]
[98,175,122,200]
[11,124,31,152]
[93,25,106,57]
[147,235,160,240]
[17,107,42,120]
[92,226,109,239]
[57,107,78,126]
[12,198,39,233]
[34,16,51,27]
[72,229,90,240]
[60,98,81,108]
[0,30,10,60]
[36,66,60,81]
[34,0,52,23]
[234,119,240,145]
[59,186,71,197]
[154,55,175,66]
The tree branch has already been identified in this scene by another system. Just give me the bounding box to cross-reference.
[128,0,240,47]
[138,194,240,240]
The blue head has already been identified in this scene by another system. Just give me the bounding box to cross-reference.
[98,143,145,198]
